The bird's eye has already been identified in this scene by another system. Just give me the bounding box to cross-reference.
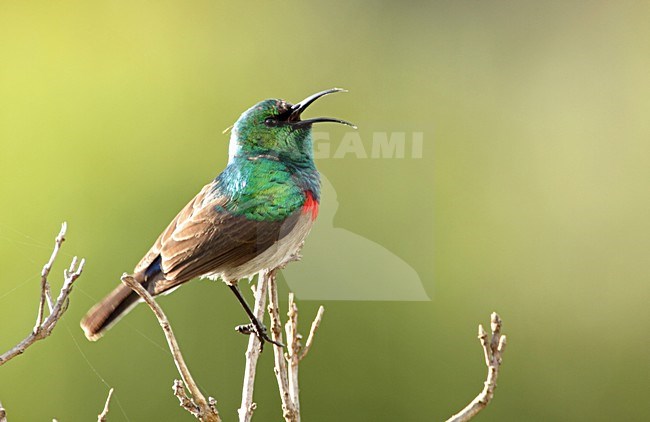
[264,117,278,127]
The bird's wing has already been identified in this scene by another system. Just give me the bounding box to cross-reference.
[134,182,302,295]
[132,184,213,278]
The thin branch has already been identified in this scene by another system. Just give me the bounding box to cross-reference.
[121,274,221,422]
[0,400,6,422]
[298,305,324,361]
[0,223,85,366]
[284,295,325,420]
[97,388,114,422]
[35,222,66,331]
[173,380,218,419]
[238,270,270,422]
[267,271,298,422]
[285,294,301,418]
[446,312,507,422]
[33,221,65,331]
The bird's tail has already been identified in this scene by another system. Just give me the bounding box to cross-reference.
[80,276,148,341]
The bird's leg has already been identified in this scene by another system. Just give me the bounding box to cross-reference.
[228,283,285,349]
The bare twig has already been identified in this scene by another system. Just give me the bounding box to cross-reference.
[121,274,221,422]
[0,400,6,422]
[97,388,114,422]
[34,222,66,331]
[446,312,507,422]
[238,270,270,422]
[285,294,301,417]
[284,294,325,419]
[267,275,325,422]
[0,223,85,366]
[172,380,218,419]
[267,271,298,422]
[298,304,324,361]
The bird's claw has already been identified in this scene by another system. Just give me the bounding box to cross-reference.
[235,322,285,351]
[235,323,255,336]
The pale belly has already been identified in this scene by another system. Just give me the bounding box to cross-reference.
[204,211,315,283]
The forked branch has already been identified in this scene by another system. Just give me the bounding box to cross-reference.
[267,272,325,422]
[446,312,507,422]
[0,222,85,366]
[121,274,221,422]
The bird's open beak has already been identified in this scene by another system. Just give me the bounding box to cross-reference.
[288,88,356,129]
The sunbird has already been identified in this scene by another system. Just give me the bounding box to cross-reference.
[81,88,354,346]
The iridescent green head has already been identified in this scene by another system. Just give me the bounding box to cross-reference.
[229,88,355,162]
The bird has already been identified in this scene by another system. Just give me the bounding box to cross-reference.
[80,88,354,346]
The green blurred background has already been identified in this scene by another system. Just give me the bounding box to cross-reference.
[2,1,650,420]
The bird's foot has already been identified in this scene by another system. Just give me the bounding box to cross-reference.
[235,321,285,351]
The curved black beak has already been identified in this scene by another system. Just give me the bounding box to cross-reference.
[288,88,356,129]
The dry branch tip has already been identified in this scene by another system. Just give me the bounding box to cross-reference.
[1,223,84,367]
[97,388,114,422]
[445,312,507,422]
